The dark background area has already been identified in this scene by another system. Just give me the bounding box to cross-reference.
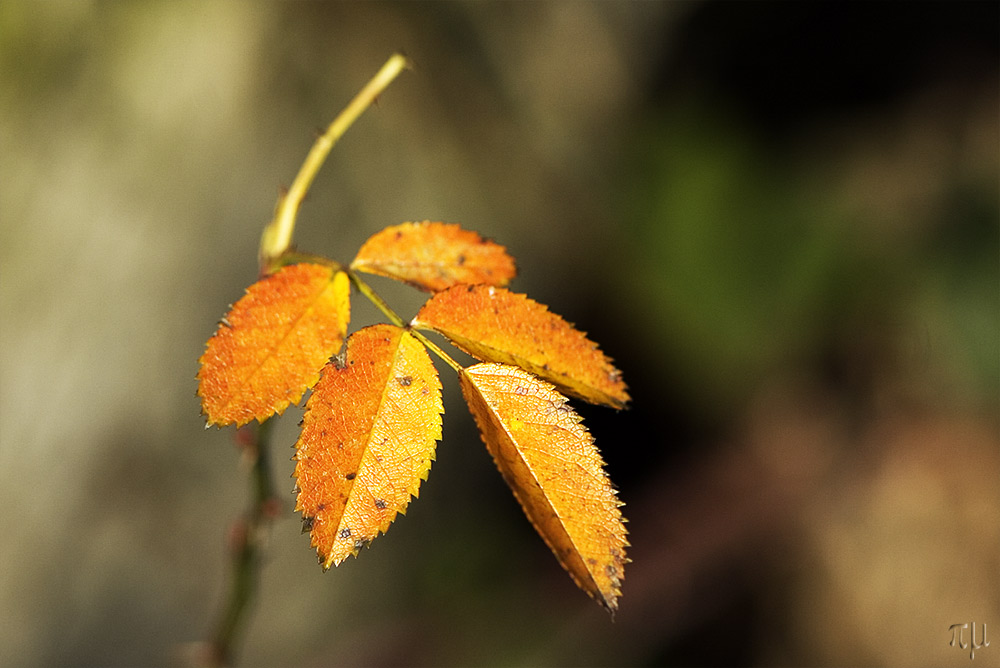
[1,2,997,666]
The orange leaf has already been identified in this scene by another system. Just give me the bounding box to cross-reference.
[459,363,628,611]
[413,285,629,408]
[350,221,516,291]
[197,263,350,427]
[294,324,443,568]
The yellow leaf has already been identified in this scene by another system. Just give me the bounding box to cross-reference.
[294,324,443,568]
[197,264,350,427]
[350,221,517,292]
[459,363,628,611]
[414,285,629,408]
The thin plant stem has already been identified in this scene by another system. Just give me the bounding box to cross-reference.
[208,419,278,666]
[259,54,410,272]
[347,269,463,372]
[271,251,344,273]
[347,269,406,328]
[409,329,463,373]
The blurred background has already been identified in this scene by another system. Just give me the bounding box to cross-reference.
[1,2,997,666]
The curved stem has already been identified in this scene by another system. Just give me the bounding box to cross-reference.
[209,419,278,666]
[259,53,411,273]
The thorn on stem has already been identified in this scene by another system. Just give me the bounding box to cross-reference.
[227,519,250,555]
[234,426,255,449]
[260,497,283,519]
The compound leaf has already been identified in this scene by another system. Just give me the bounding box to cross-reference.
[294,324,443,569]
[350,221,516,292]
[197,263,350,427]
[414,285,629,408]
[460,363,628,611]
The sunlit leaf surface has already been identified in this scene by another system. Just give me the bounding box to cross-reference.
[197,263,350,427]
[351,221,516,291]
[460,362,628,611]
[294,324,443,568]
[414,285,629,408]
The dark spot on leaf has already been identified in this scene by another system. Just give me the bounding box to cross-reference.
[605,564,618,578]
[345,472,356,480]
[301,516,315,532]
[397,375,413,387]
[457,254,466,265]
[316,503,326,511]
[547,400,570,414]
[339,528,352,539]
[374,499,387,509]
[515,386,528,395]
